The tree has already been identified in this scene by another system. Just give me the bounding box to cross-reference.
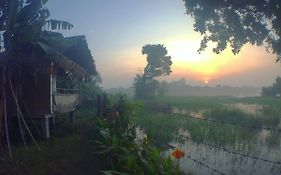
[134,44,172,98]
[142,44,172,79]
[261,86,276,97]
[182,0,281,61]
[262,76,281,96]
[158,80,169,95]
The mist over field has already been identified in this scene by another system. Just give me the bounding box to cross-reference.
[106,82,261,97]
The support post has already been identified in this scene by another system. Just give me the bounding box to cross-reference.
[69,110,75,124]
[42,115,50,139]
[51,115,56,126]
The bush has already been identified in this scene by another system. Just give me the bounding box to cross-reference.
[95,96,180,175]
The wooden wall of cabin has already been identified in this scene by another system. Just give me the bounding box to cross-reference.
[21,64,51,118]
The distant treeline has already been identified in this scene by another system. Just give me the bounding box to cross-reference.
[163,84,261,97]
[106,79,261,97]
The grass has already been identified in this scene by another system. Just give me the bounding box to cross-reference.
[144,96,281,111]
[136,108,257,147]
[136,109,182,146]
[181,117,256,146]
[136,96,281,148]
[0,106,106,175]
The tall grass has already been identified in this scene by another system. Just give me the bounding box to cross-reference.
[203,106,281,128]
[145,96,281,111]
[136,108,257,147]
[137,96,281,148]
[181,117,256,146]
[261,106,281,127]
[136,109,182,146]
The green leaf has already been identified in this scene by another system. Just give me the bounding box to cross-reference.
[141,158,154,174]
[112,134,118,148]
[100,129,110,140]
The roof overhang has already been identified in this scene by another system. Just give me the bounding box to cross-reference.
[51,53,87,78]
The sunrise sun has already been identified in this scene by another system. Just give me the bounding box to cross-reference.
[204,80,208,85]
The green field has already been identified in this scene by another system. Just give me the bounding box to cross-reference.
[137,96,281,147]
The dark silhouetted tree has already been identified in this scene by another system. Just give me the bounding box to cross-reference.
[142,44,172,79]
[262,76,281,96]
[183,0,281,61]
[134,44,172,98]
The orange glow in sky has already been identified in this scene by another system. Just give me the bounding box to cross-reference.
[161,36,278,85]
[102,35,280,88]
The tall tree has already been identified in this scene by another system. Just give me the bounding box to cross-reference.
[142,44,172,79]
[182,0,281,61]
[134,44,172,98]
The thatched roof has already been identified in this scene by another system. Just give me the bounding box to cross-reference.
[0,32,96,79]
[51,53,87,78]
[39,32,97,78]
[63,35,97,76]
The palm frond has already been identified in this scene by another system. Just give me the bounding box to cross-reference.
[45,19,73,30]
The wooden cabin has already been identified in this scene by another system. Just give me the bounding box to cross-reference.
[19,57,81,138]
[6,34,97,139]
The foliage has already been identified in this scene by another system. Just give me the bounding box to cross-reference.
[183,0,281,61]
[158,81,169,95]
[134,74,160,98]
[95,96,180,175]
[262,76,281,96]
[0,0,73,54]
[79,79,103,101]
[134,44,172,99]
[261,86,277,97]
[96,123,179,175]
[142,44,172,79]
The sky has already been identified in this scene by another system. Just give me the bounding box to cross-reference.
[47,0,281,88]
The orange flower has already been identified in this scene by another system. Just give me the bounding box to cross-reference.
[171,148,185,160]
